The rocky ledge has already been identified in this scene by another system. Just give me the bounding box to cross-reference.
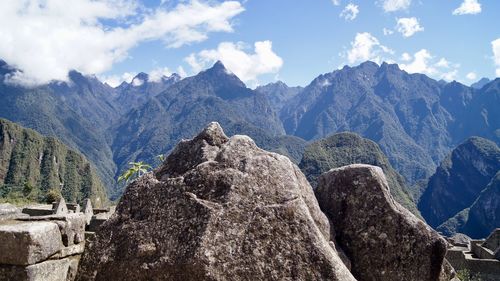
[77,123,456,281]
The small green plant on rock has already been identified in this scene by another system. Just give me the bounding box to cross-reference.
[118,161,152,183]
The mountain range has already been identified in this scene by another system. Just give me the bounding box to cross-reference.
[0,59,498,219]
[281,62,499,192]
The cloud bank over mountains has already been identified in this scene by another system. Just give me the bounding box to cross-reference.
[0,0,496,87]
[0,0,244,86]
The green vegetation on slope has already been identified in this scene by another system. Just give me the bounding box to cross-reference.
[299,132,420,216]
[0,118,107,206]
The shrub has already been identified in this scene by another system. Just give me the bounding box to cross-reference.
[45,188,62,203]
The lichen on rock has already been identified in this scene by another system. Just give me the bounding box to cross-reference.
[316,164,455,281]
[77,122,355,281]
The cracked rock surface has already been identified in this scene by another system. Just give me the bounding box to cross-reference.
[77,122,355,281]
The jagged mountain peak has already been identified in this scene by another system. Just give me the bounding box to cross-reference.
[358,60,379,69]
[212,60,227,70]
[195,60,246,89]
[471,77,491,89]
[168,73,181,81]
[133,72,149,81]
[379,61,401,72]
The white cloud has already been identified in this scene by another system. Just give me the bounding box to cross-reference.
[466,72,477,80]
[177,66,188,78]
[331,0,341,6]
[400,49,459,81]
[492,38,500,77]
[131,76,144,87]
[453,0,481,15]
[401,52,412,61]
[436,58,450,68]
[185,40,283,83]
[441,70,458,81]
[400,49,434,74]
[149,67,172,82]
[99,67,176,87]
[99,72,137,87]
[346,32,393,64]
[383,28,394,36]
[396,17,424,37]
[340,4,359,21]
[0,0,244,86]
[382,0,411,12]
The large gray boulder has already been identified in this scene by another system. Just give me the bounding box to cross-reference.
[77,122,355,281]
[316,164,454,281]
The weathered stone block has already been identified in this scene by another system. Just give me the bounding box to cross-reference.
[66,203,80,214]
[86,213,109,232]
[17,213,86,246]
[52,198,68,215]
[0,203,18,216]
[21,206,54,217]
[0,203,28,220]
[483,228,500,252]
[0,222,63,265]
[82,199,93,225]
[50,243,85,259]
[0,256,80,281]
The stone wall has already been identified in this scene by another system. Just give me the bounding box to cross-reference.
[446,230,500,281]
[0,199,86,281]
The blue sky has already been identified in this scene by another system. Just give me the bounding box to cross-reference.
[0,0,499,87]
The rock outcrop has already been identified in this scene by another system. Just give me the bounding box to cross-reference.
[316,164,454,281]
[77,122,355,281]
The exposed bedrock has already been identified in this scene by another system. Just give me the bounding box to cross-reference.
[77,122,355,281]
[316,164,455,281]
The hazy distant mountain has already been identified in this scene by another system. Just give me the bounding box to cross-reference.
[471,77,491,89]
[114,72,180,110]
[454,79,500,144]
[0,118,107,206]
[299,132,419,215]
[0,63,118,190]
[418,137,500,230]
[255,81,302,111]
[280,62,500,190]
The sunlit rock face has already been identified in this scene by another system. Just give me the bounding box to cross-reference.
[77,122,355,281]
